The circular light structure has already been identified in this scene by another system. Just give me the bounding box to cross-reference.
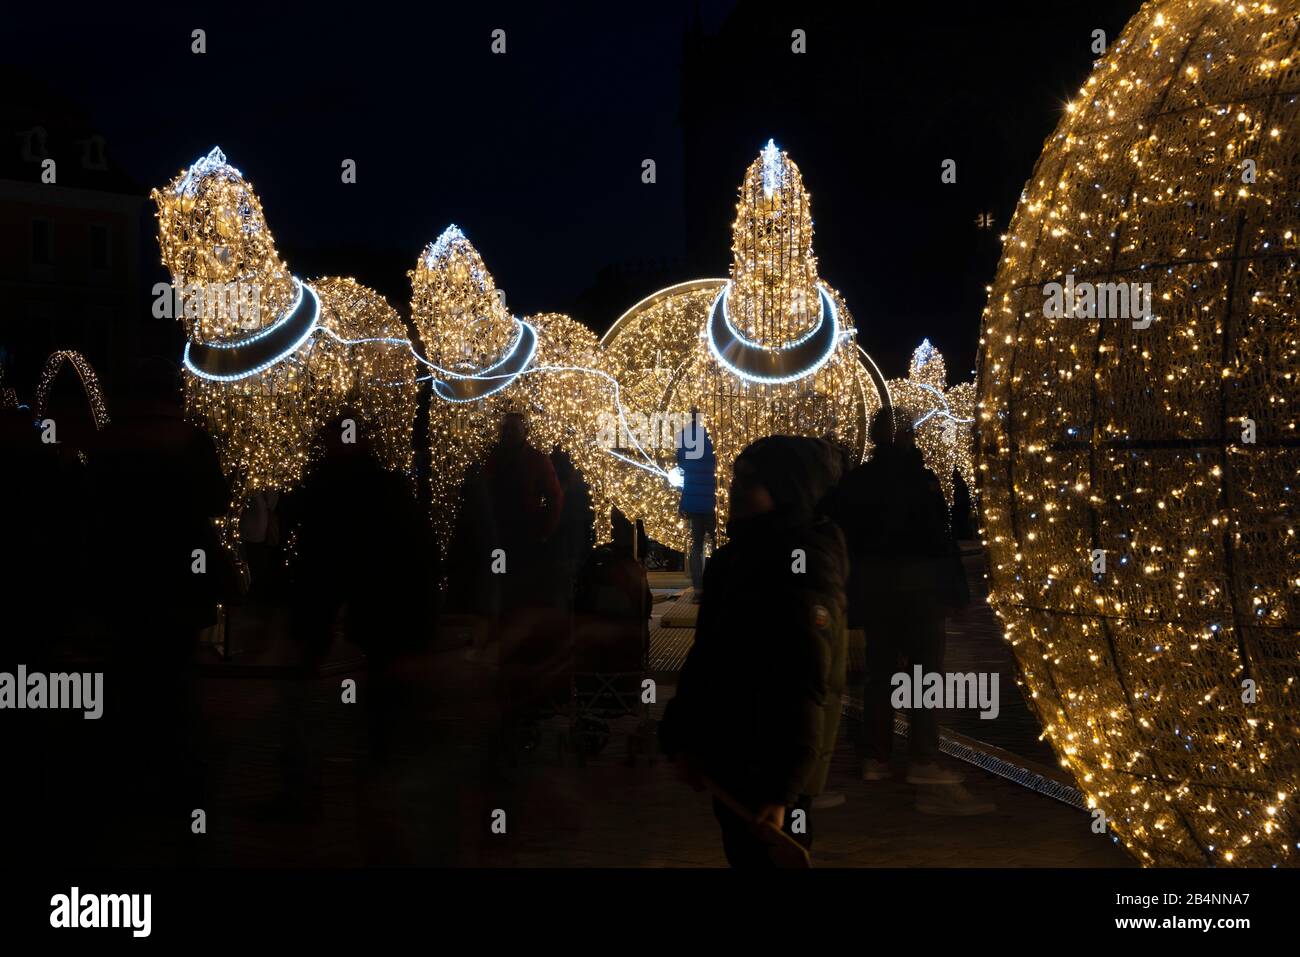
[596,141,887,550]
[977,0,1300,866]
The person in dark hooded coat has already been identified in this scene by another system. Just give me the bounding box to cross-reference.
[830,406,969,788]
[660,435,847,866]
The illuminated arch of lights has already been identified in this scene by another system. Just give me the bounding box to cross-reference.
[0,362,17,411]
[34,350,110,430]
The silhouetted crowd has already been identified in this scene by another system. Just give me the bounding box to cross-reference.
[2,361,977,867]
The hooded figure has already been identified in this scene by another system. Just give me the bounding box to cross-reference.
[675,410,717,600]
[660,435,848,866]
[829,406,971,788]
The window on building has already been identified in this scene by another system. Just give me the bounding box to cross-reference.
[21,126,48,162]
[31,219,52,266]
[90,224,111,269]
[81,135,107,171]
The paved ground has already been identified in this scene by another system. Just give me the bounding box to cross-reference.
[26,548,1132,867]
[654,551,1059,765]
[50,636,1129,868]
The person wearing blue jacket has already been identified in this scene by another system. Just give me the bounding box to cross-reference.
[675,408,716,602]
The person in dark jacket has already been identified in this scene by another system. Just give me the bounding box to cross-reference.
[281,414,437,790]
[83,359,233,823]
[444,461,499,618]
[87,360,232,655]
[549,447,594,610]
[830,406,971,790]
[485,411,564,613]
[674,408,716,601]
[285,415,436,665]
[660,435,847,866]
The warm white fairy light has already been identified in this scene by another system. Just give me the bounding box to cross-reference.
[33,350,110,431]
[977,0,1299,867]
[887,339,975,505]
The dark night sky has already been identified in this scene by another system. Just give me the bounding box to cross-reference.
[3,0,1140,380]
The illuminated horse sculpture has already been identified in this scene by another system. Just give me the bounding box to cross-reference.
[410,225,613,551]
[152,148,418,546]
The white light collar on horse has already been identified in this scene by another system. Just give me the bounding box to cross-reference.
[431,318,538,403]
[183,279,320,382]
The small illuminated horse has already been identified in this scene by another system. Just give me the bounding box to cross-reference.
[409,225,612,551]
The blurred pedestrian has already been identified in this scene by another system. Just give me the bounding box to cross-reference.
[661,435,847,866]
[239,488,281,599]
[282,413,436,785]
[674,407,716,602]
[484,411,563,613]
[831,407,987,814]
[88,359,232,660]
[85,358,232,820]
[549,446,594,610]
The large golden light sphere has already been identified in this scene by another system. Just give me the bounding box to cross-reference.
[978,0,1300,866]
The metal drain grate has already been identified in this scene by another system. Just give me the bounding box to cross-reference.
[649,626,695,674]
[840,696,1087,811]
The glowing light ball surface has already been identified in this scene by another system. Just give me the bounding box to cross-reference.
[978,0,1300,865]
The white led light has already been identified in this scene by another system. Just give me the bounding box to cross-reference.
[912,382,976,428]
[182,282,321,382]
[430,319,538,403]
[174,146,244,196]
[707,284,839,385]
[760,138,784,199]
